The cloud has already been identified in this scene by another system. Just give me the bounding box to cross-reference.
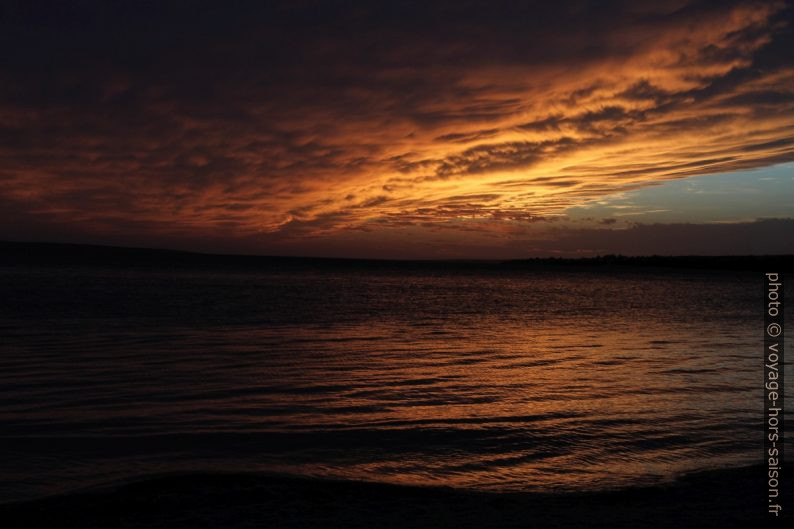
[0,0,792,256]
[515,218,794,257]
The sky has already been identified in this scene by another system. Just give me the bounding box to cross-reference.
[1,0,793,258]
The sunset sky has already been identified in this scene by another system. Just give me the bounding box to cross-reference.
[1,1,793,258]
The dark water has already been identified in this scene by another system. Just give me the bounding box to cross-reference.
[0,264,790,503]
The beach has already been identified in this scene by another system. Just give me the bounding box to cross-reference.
[1,464,778,529]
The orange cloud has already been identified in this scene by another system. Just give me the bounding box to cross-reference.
[0,1,792,256]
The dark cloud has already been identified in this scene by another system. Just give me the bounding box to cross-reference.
[520,218,794,257]
[0,0,792,256]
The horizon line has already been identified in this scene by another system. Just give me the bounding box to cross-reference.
[2,239,793,265]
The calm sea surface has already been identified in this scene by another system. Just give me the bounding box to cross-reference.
[0,264,790,502]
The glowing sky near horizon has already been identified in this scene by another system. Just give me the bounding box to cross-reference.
[1,1,793,257]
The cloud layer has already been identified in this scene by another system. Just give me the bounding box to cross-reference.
[1,1,793,256]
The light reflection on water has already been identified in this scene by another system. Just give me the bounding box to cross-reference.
[0,265,788,502]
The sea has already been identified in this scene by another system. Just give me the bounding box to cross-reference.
[0,260,790,503]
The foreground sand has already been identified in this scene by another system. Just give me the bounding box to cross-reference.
[1,465,786,528]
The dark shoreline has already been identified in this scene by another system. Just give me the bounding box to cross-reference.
[1,464,786,528]
[2,240,792,273]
